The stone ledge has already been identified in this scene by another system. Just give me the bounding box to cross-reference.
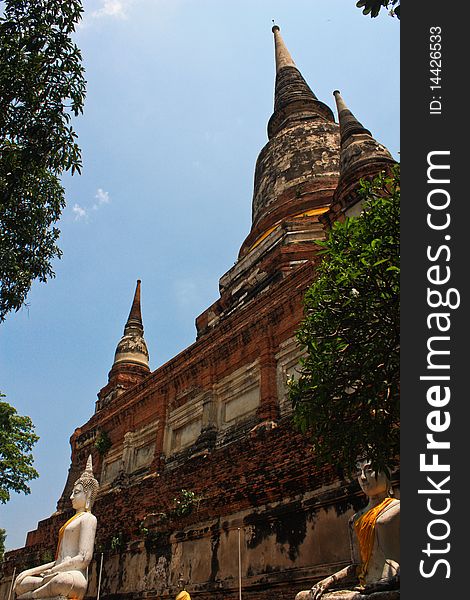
[323,590,399,600]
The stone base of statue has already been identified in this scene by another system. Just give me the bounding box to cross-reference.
[17,596,68,600]
[323,591,399,600]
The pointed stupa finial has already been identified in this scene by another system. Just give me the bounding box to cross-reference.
[272,23,296,72]
[330,90,395,214]
[333,90,372,145]
[267,25,334,138]
[125,279,143,331]
[112,280,149,369]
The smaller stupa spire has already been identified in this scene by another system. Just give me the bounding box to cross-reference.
[272,24,296,72]
[96,280,150,412]
[113,280,149,369]
[333,90,372,145]
[329,90,395,218]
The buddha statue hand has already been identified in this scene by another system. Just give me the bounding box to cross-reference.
[15,563,54,589]
[15,570,32,587]
[360,573,400,595]
[294,577,332,600]
[38,570,57,584]
[309,580,331,600]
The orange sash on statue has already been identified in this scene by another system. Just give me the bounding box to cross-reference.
[55,512,86,559]
[354,497,395,585]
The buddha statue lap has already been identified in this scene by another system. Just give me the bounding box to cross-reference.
[14,456,99,600]
[296,458,400,600]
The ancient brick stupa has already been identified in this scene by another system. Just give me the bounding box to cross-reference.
[1,26,396,600]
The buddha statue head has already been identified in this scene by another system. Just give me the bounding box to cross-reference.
[71,455,99,512]
[355,456,393,499]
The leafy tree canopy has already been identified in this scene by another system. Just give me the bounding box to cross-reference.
[356,0,400,19]
[0,528,5,561]
[290,167,400,476]
[0,398,39,503]
[0,0,85,322]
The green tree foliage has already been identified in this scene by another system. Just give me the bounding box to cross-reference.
[173,489,202,517]
[0,0,85,322]
[0,528,6,561]
[94,430,112,456]
[0,398,39,503]
[356,0,400,19]
[290,167,400,475]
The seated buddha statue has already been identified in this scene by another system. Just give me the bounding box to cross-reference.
[14,455,99,600]
[296,457,400,600]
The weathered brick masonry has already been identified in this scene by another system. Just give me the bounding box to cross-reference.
[0,26,397,600]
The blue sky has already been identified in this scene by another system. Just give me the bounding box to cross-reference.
[0,0,399,550]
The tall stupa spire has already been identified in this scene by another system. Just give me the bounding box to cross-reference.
[198,26,341,336]
[236,25,339,258]
[267,24,335,139]
[272,24,296,71]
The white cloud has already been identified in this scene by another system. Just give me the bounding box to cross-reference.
[81,0,182,28]
[90,0,129,20]
[72,188,111,222]
[93,188,111,210]
[72,204,88,221]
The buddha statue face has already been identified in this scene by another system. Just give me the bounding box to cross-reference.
[355,458,389,498]
[70,456,99,511]
[70,482,89,511]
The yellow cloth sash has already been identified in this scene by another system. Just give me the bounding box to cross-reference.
[55,512,87,559]
[354,497,395,585]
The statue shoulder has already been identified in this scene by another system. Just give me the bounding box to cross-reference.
[81,512,98,526]
[383,498,400,512]
[350,498,400,524]
[378,498,400,520]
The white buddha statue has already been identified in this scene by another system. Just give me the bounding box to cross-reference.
[296,457,400,600]
[14,456,99,600]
